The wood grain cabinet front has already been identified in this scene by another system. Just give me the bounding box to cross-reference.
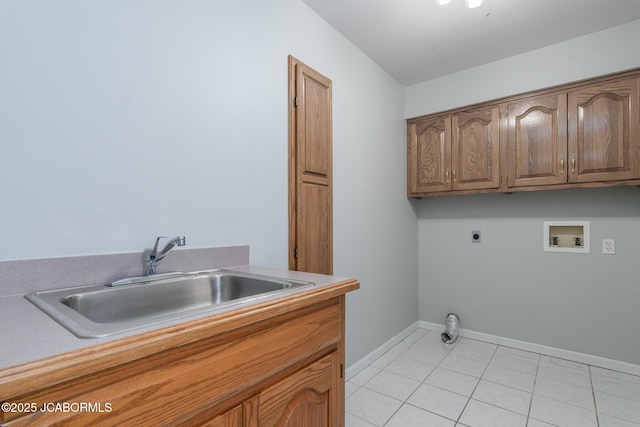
[245,353,339,427]
[505,75,640,189]
[407,114,451,195]
[568,76,640,184]
[407,106,501,196]
[407,69,640,197]
[451,106,501,192]
[505,92,568,188]
[0,290,356,427]
[201,405,244,427]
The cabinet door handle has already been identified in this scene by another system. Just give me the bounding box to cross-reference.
[560,157,565,175]
[445,168,450,184]
[453,169,457,183]
[571,156,576,174]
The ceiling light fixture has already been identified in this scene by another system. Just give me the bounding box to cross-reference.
[464,0,484,8]
[435,0,484,8]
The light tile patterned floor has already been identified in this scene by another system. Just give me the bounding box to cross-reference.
[346,328,640,427]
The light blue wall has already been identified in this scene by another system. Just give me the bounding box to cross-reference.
[5,0,637,369]
[419,188,640,365]
[407,20,640,364]
[0,0,418,367]
[405,19,640,118]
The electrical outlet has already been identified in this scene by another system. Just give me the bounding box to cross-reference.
[602,239,615,255]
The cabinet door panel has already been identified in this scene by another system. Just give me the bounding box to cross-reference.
[407,115,451,194]
[201,405,243,427]
[507,93,568,187]
[452,107,500,191]
[568,77,639,182]
[255,353,337,427]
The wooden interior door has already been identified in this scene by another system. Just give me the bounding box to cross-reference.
[568,76,639,183]
[507,93,568,187]
[288,56,333,274]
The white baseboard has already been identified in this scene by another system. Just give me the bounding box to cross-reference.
[345,322,420,380]
[419,321,640,376]
[346,321,640,378]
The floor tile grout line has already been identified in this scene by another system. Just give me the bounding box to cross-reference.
[434,337,467,425]
[382,402,462,426]
[452,340,498,425]
[403,333,465,426]
[371,330,516,426]
[394,331,456,415]
[347,328,640,427]
[534,380,602,412]
[379,330,459,427]
[589,365,601,427]
[588,373,640,403]
[454,342,551,425]
[346,411,375,427]
[525,352,541,427]
[585,364,640,426]
[457,344,548,425]
[379,395,404,427]
[361,329,442,426]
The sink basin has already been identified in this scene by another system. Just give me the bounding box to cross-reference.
[25,270,314,338]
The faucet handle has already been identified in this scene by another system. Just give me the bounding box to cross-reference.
[149,236,167,259]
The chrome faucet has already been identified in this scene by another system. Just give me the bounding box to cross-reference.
[145,235,186,276]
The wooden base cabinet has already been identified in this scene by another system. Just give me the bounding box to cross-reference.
[247,353,339,427]
[203,406,244,427]
[205,354,339,427]
[0,282,358,427]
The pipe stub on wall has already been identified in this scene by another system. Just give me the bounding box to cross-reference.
[441,313,459,344]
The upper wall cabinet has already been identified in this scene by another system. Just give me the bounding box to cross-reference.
[568,77,639,183]
[407,114,450,194]
[506,92,568,188]
[407,106,501,196]
[407,69,640,198]
[453,107,501,192]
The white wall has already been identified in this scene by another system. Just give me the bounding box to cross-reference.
[405,19,640,118]
[9,0,637,370]
[408,20,640,365]
[419,188,640,365]
[0,0,418,367]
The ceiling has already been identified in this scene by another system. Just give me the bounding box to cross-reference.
[300,0,640,86]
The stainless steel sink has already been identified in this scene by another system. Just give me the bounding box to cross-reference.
[25,270,314,338]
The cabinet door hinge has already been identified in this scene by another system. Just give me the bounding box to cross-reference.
[293,247,299,259]
[293,96,298,107]
[340,363,344,378]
